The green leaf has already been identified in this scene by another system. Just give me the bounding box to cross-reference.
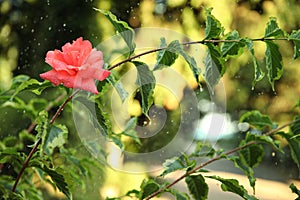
[41,124,68,155]
[221,30,245,58]
[35,110,49,139]
[290,183,300,198]
[121,117,141,144]
[278,117,300,177]
[111,136,124,151]
[153,38,179,70]
[264,17,284,38]
[245,132,281,151]
[246,39,265,89]
[207,176,258,200]
[160,157,185,177]
[133,61,155,116]
[185,174,208,200]
[265,40,283,90]
[139,179,160,199]
[42,166,72,200]
[95,9,136,56]
[204,43,225,92]
[239,110,274,130]
[229,156,256,192]
[239,143,264,168]
[205,8,223,39]
[168,188,190,200]
[289,30,300,59]
[11,79,53,99]
[107,74,129,102]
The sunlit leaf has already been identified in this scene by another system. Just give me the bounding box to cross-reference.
[207,176,258,200]
[264,17,284,38]
[205,8,223,39]
[107,74,128,102]
[35,110,49,139]
[289,30,300,59]
[139,179,160,199]
[245,39,265,89]
[221,30,245,58]
[265,40,283,90]
[95,9,136,56]
[133,61,155,116]
[160,156,185,177]
[41,124,68,155]
[168,188,190,200]
[153,38,179,70]
[121,117,141,144]
[185,174,208,200]
[204,43,225,92]
[239,110,274,130]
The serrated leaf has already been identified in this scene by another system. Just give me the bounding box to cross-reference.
[185,174,208,200]
[139,179,160,199]
[107,74,128,102]
[221,30,245,58]
[41,124,68,155]
[42,166,72,200]
[264,17,284,38]
[207,176,258,200]
[265,40,283,90]
[245,132,281,151]
[289,30,300,59]
[290,183,300,198]
[122,117,141,144]
[95,9,135,56]
[240,110,273,130]
[35,110,49,139]
[11,79,52,99]
[133,61,155,116]
[229,156,256,192]
[246,39,265,89]
[239,143,264,168]
[160,157,185,177]
[204,43,225,92]
[153,38,179,70]
[205,8,223,39]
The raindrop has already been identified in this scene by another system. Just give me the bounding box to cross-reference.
[47,0,50,6]
[37,42,41,46]
[20,25,24,29]
[48,26,52,31]
[271,152,276,157]
[40,16,44,20]
[63,23,66,27]
[31,29,34,33]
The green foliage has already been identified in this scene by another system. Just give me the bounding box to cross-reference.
[221,30,245,58]
[106,74,129,102]
[290,183,300,199]
[207,176,258,200]
[264,17,285,38]
[239,110,274,130]
[168,188,190,200]
[204,8,224,39]
[289,30,300,59]
[139,179,160,199]
[133,61,156,117]
[185,174,208,200]
[95,9,136,56]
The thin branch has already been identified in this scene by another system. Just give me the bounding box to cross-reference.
[108,37,289,71]
[144,119,299,200]
[12,89,79,192]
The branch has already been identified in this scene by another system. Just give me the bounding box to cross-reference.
[11,89,79,192]
[144,119,298,200]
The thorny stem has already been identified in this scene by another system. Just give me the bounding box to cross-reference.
[11,89,79,192]
[108,37,288,71]
[144,119,299,200]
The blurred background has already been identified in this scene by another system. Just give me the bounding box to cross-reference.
[1,0,300,199]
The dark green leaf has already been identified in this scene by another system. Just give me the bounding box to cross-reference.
[153,38,179,70]
[204,43,225,92]
[125,189,140,197]
[246,39,265,89]
[107,74,128,102]
[245,132,281,151]
[290,183,300,198]
[95,9,136,56]
[42,166,72,200]
[221,30,245,58]
[139,179,160,199]
[289,30,300,59]
[265,40,283,90]
[229,156,256,192]
[111,136,124,151]
[207,176,258,200]
[168,188,190,200]
[41,124,68,155]
[264,17,284,38]
[239,143,264,168]
[0,148,24,164]
[133,61,155,116]
[239,110,273,130]
[160,157,185,177]
[205,8,223,39]
[185,174,208,200]
[11,79,52,99]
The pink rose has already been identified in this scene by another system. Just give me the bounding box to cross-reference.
[40,37,110,94]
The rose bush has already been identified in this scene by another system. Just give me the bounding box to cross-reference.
[40,37,110,94]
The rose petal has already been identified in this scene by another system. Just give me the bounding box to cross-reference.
[74,76,98,94]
